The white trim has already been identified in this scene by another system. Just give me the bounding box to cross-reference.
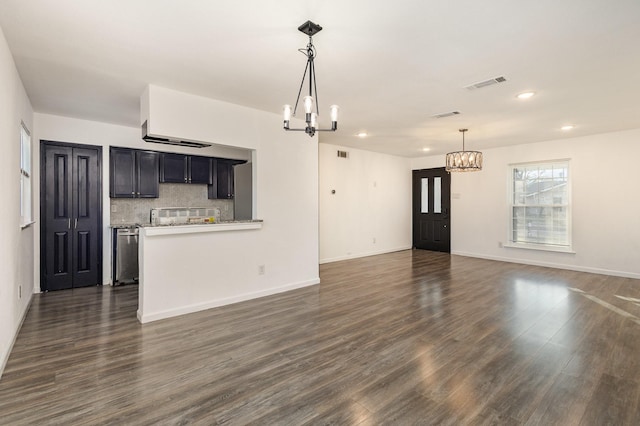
[502,242,575,254]
[141,221,262,236]
[319,246,412,264]
[137,277,319,323]
[452,250,640,280]
[0,293,33,379]
[20,220,36,230]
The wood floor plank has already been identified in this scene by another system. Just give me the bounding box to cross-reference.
[1,250,639,424]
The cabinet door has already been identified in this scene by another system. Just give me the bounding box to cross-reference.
[189,156,212,184]
[160,153,188,183]
[207,159,218,199]
[110,147,136,198]
[217,160,235,199]
[136,151,160,197]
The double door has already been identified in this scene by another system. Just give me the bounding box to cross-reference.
[41,142,102,291]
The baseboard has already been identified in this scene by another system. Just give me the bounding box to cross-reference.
[0,293,34,379]
[319,246,412,265]
[452,250,640,280]
[137,278,320,324]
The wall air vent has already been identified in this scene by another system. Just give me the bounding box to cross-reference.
[432,111,461,119]
[337,150,349,158]
[464,76,507,90]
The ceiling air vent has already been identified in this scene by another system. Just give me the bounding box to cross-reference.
[432,111,461,119]
[337,150,349,159]
[464,76,507,90]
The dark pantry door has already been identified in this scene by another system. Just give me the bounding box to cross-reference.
[412,167,451,253]
[41,141,102,291]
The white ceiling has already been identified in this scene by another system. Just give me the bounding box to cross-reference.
[1,0,639,157]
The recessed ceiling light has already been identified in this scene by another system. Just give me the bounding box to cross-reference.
[561,125,575,131]
[422,147,431,152]
[356,132,368,138]
[516,91,535,100]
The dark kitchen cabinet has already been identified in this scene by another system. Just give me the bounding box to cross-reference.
[110,147,159,198]
[209,159,240,199]
[160,153,211,184]
[189,156,212,184]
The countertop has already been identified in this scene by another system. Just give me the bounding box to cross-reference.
[110,219,263,229]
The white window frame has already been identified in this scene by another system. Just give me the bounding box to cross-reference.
[505,159,574,253]
[20,122,33,228]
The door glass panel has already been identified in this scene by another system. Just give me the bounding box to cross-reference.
[421,178,429,213]
[434,177,442,213]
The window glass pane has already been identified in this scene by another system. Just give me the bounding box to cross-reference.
[421,178,428,213]
[20,124,32,225]
[434,177,441,213]
[510,161,570,247]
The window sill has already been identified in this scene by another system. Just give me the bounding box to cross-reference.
[503,242,575,254]
[20,221,35,230]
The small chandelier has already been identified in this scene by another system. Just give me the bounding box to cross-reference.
[445,129,483,172]
[283,20,338,137]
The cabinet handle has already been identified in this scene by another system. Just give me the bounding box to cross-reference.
[74,218,78,229]
[68,218,71,229]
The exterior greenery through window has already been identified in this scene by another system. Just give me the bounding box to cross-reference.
[20,123,32,227]
[510,160,570,248]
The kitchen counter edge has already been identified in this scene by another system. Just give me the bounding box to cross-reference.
[138,220,264,236]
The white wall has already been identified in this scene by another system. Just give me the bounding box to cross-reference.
[135,86,319,321]
[319,143,412,263]
[0,25,34,376]
[412,129,640,278]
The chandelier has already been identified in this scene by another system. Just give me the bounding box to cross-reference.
[445,129,483,172]
[283,20,338,137]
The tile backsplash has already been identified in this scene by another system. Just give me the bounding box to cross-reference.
[110,183,234,224]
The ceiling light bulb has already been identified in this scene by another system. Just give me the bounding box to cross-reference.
[330,105,339,122]
[356,132,368,138]
[303,96,314,114]
[422,147,431,152]
[283,105,292,121]
[561,125,574,131]
[517,92,535,100]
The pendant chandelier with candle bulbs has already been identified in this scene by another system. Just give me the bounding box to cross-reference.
[283,21,338,137]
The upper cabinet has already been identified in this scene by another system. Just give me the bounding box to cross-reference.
[160,153,212,184]
[110,147,160,198]
[208,159,246,199]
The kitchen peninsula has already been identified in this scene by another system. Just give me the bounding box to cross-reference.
[137,219,264,323]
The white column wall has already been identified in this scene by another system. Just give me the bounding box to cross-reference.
[137,86,319,321]
[319,143,412,263]
[411,128,640,278]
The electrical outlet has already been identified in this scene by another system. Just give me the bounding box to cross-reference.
[111,204,118,213]
[498,241,503,248]
[19,285,22,298]
[258,265,265,275]
[373,237,376,244]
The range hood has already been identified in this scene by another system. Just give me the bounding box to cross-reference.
[141,121,211,148]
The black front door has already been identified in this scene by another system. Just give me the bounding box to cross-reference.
[41,141,102,291]
[412,167,451,253]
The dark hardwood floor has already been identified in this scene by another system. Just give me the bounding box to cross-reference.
[1,250,639,425]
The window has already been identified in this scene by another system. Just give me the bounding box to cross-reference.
[509,160,571,250]
[20,123,32,227]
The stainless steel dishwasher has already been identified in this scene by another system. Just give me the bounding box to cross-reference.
[114,227,139,285]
